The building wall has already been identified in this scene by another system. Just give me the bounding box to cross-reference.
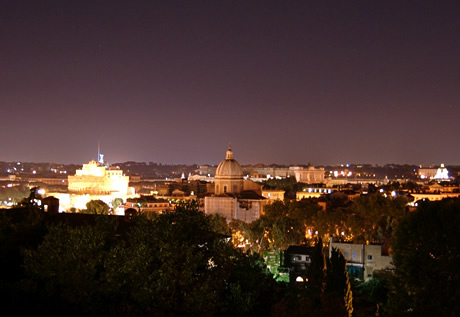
[204,196,236,220]
[296,192,323,200]
[214,177,244,195]
[411,193,460,202]
[418,168,438,179]
[330,242,393,281]
[262,189,285,202]
[235,199,263,223]
[290,166,325,184]
[244,179,262,194]
[204,196,262,223]
[68,161,130,195]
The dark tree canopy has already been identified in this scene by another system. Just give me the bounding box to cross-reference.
[6,202,276,316]
[84,199,110,215]
[389,198,460,316]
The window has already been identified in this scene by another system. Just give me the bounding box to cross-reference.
[224,185,227,193]
[367,255,373,260]
[352,252,357,260]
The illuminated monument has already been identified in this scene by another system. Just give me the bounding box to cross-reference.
[68,160,130,195]
[434,163,449,181]
[419,163,450,181]
[214,146,244,194]
[205,146,266,223]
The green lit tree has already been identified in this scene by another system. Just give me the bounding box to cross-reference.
[111,198,123,211]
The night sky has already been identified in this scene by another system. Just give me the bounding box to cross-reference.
[1,1,459,166]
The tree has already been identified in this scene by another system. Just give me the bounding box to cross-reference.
[84,199,110,215]
[306,238,326,308]
[389,198,460,316]
[347,194,406,246]
[356,271,390,316]
[22,218,118,316]
[111,198,123,211]
[19,187,43,209]
[233,200,320,254]
[20,201,277,316]
[325,248,353,317]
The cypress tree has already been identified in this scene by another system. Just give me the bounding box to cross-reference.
[326,247,353,317]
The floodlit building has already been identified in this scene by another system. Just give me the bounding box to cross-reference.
[262,189,285,202]
[204,146,266,223]
[296,187,334,200]
[290,165,325,184]
[419,163,450,181]
[124,196,171,219]
[68,160,131,195]
[330,239,393,282]
[434,163,449,180]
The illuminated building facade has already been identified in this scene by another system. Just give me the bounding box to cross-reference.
[329,240,393,282]
[214,147,244,195]
[419,163,450,181]
[262,189,285,202]
[290,165,325,184]
[68,160,130,195]
[205,146,266,223]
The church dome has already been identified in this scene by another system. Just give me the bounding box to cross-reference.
[215,146,243,178]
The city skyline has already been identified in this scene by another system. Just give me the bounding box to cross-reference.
[2,1,460,165]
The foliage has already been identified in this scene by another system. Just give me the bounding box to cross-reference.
[111,197,124,210]
[0,184,29,204]
[84,199,110,215]
[388,198,460,316]
[326,248,353,317]
[347,194,407,245]
[306,238,326,308]
[13,202,276,316]
[231,193,408,256]
[355,271,390,316]
[23,218,118,315]
[262,177,301,199]
[19,187,43,208]
[232,200,323,253]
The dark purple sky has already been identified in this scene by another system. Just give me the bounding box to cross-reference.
[1,1,459,166]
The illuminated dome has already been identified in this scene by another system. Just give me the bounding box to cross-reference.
[216,147,243,177]
[214,146,244,194]
[434,163,449,180]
